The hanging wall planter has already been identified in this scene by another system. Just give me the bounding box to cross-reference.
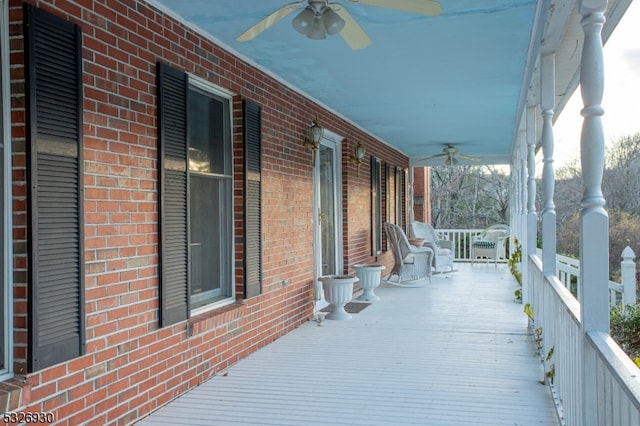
[353,264,386,302]
[318,275,358,320]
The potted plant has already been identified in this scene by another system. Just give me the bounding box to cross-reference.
[352,264,386,302]
[318,274,359,320]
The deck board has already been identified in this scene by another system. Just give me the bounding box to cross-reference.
[136,263,560,425]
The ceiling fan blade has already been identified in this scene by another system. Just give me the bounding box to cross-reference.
[237,2,303,42]
[419,152,447,161]
[330,4,372,49]
[347,0,442,16]
[457,153,481,161]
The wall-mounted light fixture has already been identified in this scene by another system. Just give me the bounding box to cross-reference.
[303,118,324,164]
[349,141,366,176]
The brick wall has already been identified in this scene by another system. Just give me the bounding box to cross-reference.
[7,0,409,424]
[413,166,431,223]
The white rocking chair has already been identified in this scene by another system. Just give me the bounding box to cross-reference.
[384,222,433,286]
[409,221,455,273]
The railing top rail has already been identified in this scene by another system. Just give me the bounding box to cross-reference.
[587,331,640,410]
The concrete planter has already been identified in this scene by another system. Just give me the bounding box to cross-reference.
[319,275,358,320]
[353,264,386,302]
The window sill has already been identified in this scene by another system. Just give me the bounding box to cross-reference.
[0,378,31,413]
[187,300,244,337]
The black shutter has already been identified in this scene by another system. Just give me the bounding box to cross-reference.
[384,162,391,251]
[371,157,382,255]
[396,166,404,227]
[24,4,84,371]
[243,100,262,298]
[157,62,189,326]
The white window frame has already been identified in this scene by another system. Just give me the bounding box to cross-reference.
[187,75,235,316]
[0,0,13,381]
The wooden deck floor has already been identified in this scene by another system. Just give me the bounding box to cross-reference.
[136,263,560,425]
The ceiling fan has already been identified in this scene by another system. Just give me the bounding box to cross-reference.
[236,0,442,50]
[420,144,481,166]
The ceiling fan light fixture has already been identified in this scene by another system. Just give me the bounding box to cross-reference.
[444,156,459,166]
[307,15,327,39]
[323,8,345,35]
[292,7,315,34]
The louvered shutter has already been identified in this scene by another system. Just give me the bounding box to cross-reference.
[157,62,189,326]
[243,100,262,298]
[396,167,404,227]
[371,157,382,255]
[24,4,85,371]
[384,162,391,251]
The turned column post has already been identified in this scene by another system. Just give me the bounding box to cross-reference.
[578,1,609,425]
[540,53,556,276]
[526,106,538,256]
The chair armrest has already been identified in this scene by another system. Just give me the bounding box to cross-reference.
[421,241,438,252]
[438,240,454,251]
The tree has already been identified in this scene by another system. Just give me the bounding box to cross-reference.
[603,133,640,215]
[430,165,510,229]
[557,210,640,281]
[554,132,640,280]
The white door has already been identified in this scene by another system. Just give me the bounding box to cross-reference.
[313,133,343,305]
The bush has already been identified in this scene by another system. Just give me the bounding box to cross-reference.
[610,304,640,361]
[558,210,640,281]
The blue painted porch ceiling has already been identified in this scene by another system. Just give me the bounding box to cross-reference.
[152,0,538,163]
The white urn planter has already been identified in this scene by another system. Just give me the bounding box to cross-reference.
[319,275,358,320]
[353,264,386,302]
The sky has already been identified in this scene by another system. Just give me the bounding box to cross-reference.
[552,1,640,168]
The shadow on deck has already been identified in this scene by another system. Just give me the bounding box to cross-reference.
[136,263,559,425]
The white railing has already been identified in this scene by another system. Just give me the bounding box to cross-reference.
[527,252,640,426]
[437,228,508,262]
[542,248,637,308]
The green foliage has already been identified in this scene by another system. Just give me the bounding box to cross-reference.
[509,237,523,301]
[514,288,522,302]
[610,304,640,360]
[524,303,534,321]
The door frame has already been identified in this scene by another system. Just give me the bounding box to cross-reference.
[1,0,13,381]
[312,130,344,302]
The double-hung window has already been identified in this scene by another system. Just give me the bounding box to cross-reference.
[187,81,233,311]
[158,64,236,325]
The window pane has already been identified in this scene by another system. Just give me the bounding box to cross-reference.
[189,175,232,309]
[319,145,336,276]
[188,89,228,175]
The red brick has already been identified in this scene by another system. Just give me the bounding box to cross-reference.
[8,0,407,424]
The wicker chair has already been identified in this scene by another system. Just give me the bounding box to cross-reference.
[384,222,433,286]
[409,221,455,273]
[471,224,510,265]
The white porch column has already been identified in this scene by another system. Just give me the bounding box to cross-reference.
[578,1,609,424]
[520,142,528,244]
[510,160,518,235]
[540,53,556,276]
[579,1,608,334]
[524,106,537,305]
[526,106,538,256]
[408,166,415,225]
